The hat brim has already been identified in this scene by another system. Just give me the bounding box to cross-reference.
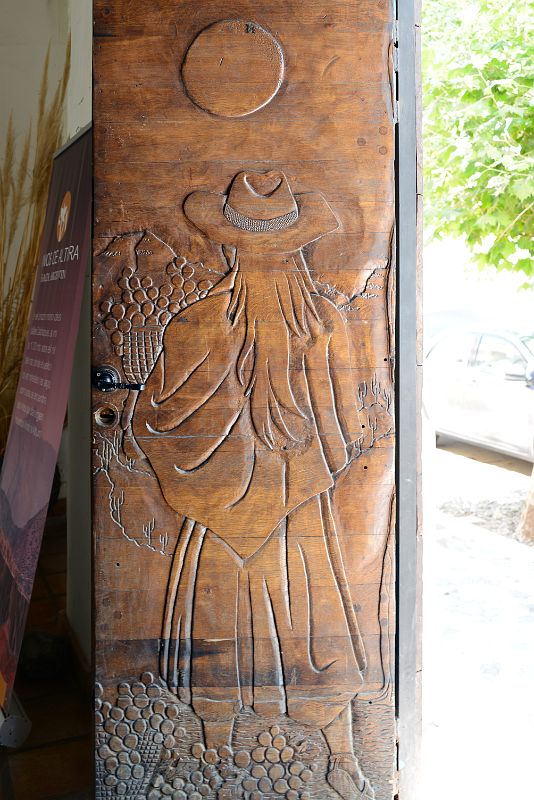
[183,190,339,253]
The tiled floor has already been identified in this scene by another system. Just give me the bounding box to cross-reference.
[3,501,92,800]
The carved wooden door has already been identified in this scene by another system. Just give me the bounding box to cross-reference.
[93,3,396,799]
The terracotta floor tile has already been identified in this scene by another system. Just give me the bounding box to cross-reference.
[40,539,68,560]
[6,506,91,798]
[38,550,67,577]
[42,520,67,536]
[11,670,76,704]
[8,737,92,800]
[17,688,90,750]
[44,571,67,597]
[41,534,67,554]
[48,500,66,519]
[25,598,61,634]
[29,574,51,602]
[0,748,14,799]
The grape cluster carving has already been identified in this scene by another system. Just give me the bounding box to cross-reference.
[95,674,187,799]
[100,259,214,359]
[147,725,319,800]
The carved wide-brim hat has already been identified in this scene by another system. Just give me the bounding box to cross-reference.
[184,170,339,253]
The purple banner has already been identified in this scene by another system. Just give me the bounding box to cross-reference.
[0,128,91,710]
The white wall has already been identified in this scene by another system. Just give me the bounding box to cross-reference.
[65,0,92,138]
[0,0,92,272]
[0,0,70,150]
[0,0,70,288]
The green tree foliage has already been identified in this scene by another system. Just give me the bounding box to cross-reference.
[423,0,534,280]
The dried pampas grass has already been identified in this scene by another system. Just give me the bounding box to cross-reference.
[0,41,71,453]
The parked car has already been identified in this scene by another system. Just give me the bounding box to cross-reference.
[425,328,534,462]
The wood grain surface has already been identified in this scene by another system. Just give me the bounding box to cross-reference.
[93,2,396,798]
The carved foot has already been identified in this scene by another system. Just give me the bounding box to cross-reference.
[327,754,375,800]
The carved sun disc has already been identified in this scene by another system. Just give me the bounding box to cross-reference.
[182,19,284,117]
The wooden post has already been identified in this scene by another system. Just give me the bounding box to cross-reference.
[91,2,418,796]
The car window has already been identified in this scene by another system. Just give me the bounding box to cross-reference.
[474,335,526,375]
[427,332,477,366]
[521,336,534,358]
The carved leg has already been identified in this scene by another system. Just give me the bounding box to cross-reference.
[322,707,375,800]
[202,718,234,751]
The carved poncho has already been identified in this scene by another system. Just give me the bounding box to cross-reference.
[133,263,361,560]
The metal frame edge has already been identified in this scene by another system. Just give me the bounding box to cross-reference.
[395,0,422,796]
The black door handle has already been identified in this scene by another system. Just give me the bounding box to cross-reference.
[92,367,144,393]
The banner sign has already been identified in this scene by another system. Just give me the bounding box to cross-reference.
[0,128,91,710]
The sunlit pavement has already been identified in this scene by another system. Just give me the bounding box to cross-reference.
[422,439,534,799]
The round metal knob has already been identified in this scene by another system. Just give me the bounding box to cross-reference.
[93,368,118,392]
[92,366,145,393]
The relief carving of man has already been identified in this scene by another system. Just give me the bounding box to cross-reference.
[133,171,374,799]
